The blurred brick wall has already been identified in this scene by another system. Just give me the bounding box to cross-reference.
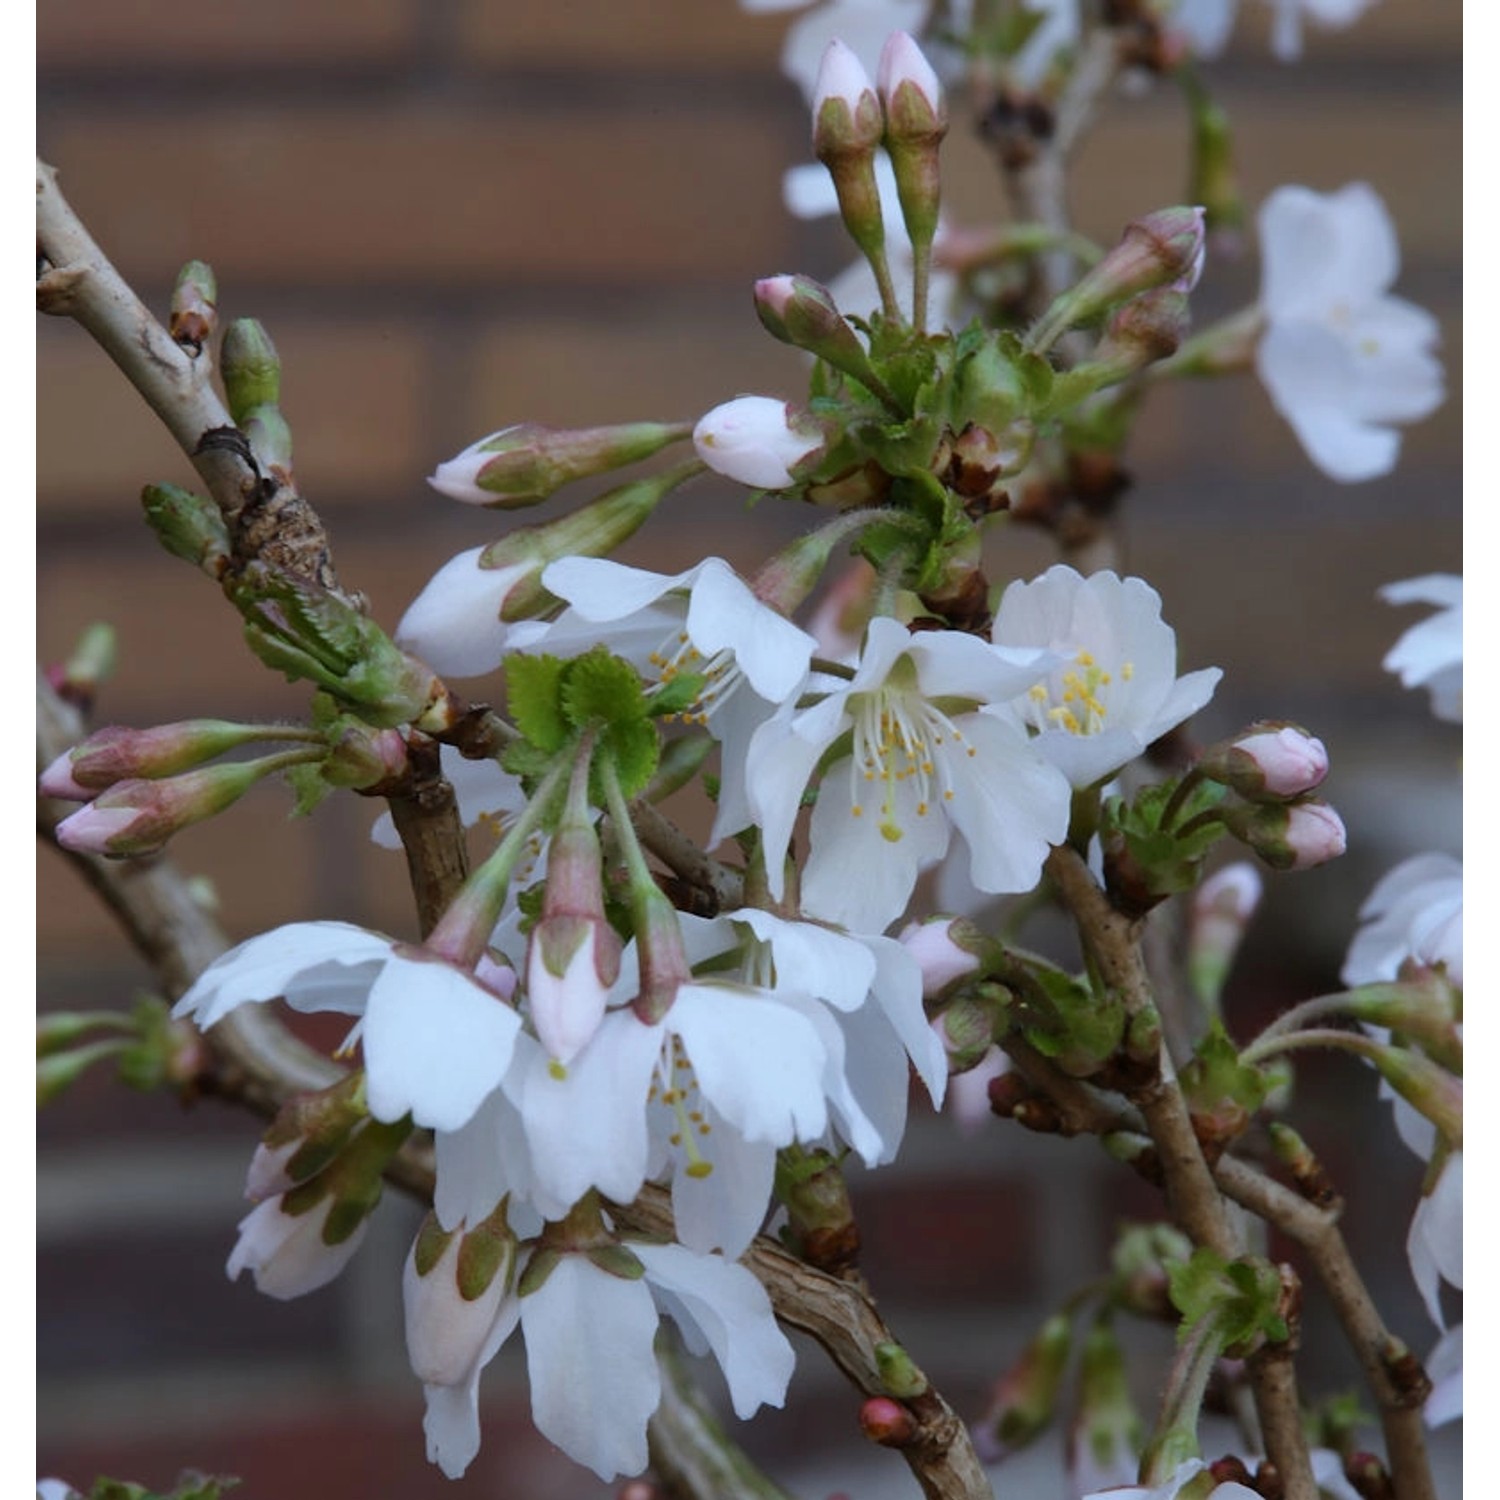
[38,3,1460,1496]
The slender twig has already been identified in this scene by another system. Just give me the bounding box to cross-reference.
[1214,1157,1439,1500]
[627,798,745,914]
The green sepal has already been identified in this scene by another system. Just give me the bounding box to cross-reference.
[505,654,572,754]
[1168,1248,1289,1354]
[1100,778,1229,909]
[517,1246,563,1297]
[457,1216,517,1300]
[584,1243,647,1280]
[1015,962,1125,1078]
[412,1212,456,1278]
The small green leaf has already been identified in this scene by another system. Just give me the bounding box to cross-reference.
[560,647,648,730]
[597,718,660,802]
[506,654,572,752]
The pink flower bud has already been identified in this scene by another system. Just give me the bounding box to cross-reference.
[877,32,945,140]
[38,751,92,801]
[859,1396,918,1447]
[1202,721,1329,800]
[55,761,264,857]
[693,396,824,489]
[812,40,883,160]
[1284,801,1347,869]
[899,916,982,998]
[41,719,270,794]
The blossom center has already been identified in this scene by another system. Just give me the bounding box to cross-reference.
[1024,650,1131,736]
[847,685,969,843]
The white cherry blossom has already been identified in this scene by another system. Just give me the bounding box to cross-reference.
[1256,183,1443,482]
[174,921,521,1135]
[747,616,1071,933]
[991,565,1222,790]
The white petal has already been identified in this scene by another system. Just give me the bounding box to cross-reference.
[421,1291,522,1480]
[636,1242,795,1417]
[397,547,529,678]
[1424,1324,1463,1427]
[670,1115,778,1259]
[521,1255,661,1481]
[227,1196,368,1301]
[362,955,521,1131]
[865,934,948,1106]
[520,1011,662,1208]
[730,908,876,1011]
[672,984,829,1143]
[173,921,391,1028]
[686,558,818,704]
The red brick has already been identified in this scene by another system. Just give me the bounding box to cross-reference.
[41,107,796,289]
[457,0,781,69]
[38,320,431,517]
[39,0,419,68]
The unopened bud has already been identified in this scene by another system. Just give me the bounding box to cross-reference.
[141,482,232,576]
[812,42,895,314]
[1200,722,1329,801]
[428,421,690,509]
[1093,286,1192,372]
[1028,206,1206,353]
[55,758,274,857]
[1188,862,1263,1009]
[320,724,410,791]
[878,31,947,257]
[527,804,620,1067]
[950,420,1034,495]
[874,1340,930,1400]
[170,260,218,350]
[229,1191,370,1301]
[41,719,281,796]
[47,621,117,708]
[975,1311,1073,1459]
[220,318,282,424]
[753,274,885,391]
[933,984,1010,1073]
[250,1072,369,1200]
[1225,798,1346,871]
[898,915,985,998]
[693,396,826,490]
[859,1396,918,1447]
[1267,1122,1338,1208]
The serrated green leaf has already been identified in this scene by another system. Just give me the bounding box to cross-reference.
[597,718,660,802]
[499,739,557,781]
[506,654,572,752]
[561,648,647,731]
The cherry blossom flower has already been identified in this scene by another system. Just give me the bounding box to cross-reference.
[694,396,825,489]
[1342,852,1463,995]
[991,565,1222,790]
[173,921,521,1135]
[1381,574,1462,723]
[747,616,1071,933]
[420,1238,794,1481]
[1255,183,1443,482]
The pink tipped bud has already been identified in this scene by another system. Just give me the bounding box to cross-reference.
[42,719,274,794]
[38,751,92,801]
[1093,287,1192,373]
[878,32,946,140]
[859,1396,918,1447]
[1201,721,1329,800]
[877,32,947,257]
[812,40,883,160]
[428,422,691,509]
[899,916,983,998]
[1028,206,1206,353]
[1226,798,1346,871]
[54,760,268,857]
[693,396,825,490]
[752,274,881,387]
